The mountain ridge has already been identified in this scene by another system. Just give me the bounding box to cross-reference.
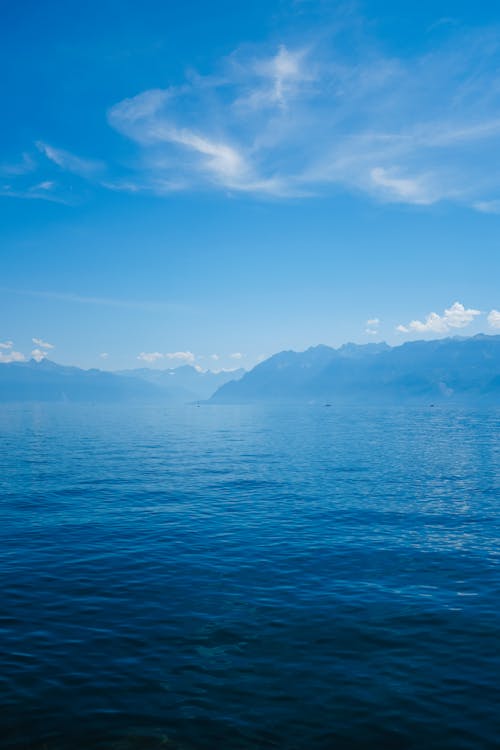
[0,360,244,403]
[210,334,500,404]
[1,336,499,404]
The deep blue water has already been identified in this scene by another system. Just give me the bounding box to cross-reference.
[0,404,499,750]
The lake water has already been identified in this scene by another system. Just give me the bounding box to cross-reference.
[0,404,499,749]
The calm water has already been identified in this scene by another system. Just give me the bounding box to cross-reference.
[0,404,499,750]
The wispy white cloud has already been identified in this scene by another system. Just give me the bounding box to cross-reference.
[5,13,500,207]
[32,337,54,349]
[102,21,500,206]
[36,141,104,178]
[0,152,36,176]
[473,199,500,214]
[369,167,437,205]
[229,352,244,359]
[487,309,500,328]
[108,84,289,195]
[0,340,13,350]
[3,287,187,312]
[100,352,109,359]
[31,180,56,192]
[397,302,481,334]
[234,44,312,111]
[0,182,73,205]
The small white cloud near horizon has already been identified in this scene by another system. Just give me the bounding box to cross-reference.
[137,351,164,363]
[165,351,196,363]
[0,340,13,350]
[31,348,47,362]
[365,317,380,335]
[230,352,244,359]
[487,309,500,329]
[0,349,25,363]
[397,302,481,334]
[100,352,109,359]
[210,353,220,360]
[32,337,54,349]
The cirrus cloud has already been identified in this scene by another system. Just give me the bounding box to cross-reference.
[6,12,500,209]
[102,21,500,207]
[36,141,104,178]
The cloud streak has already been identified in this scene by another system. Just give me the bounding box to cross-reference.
[32,337,54,349]
[2,287,188,313]
[36,142,104,178]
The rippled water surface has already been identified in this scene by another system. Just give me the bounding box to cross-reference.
[1,404,499,749]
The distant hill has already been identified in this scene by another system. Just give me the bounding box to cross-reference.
[0,360,244,403]
[210,335,500,404]
[0,359,169,403]
[2,338,499,405]
[116,365,245,401]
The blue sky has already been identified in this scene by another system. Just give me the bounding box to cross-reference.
[1,0,500,370]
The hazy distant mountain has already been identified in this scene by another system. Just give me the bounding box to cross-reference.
[116,365,245,401]
[0,359,170,403]
[0,360,245,403]
[210,335,500,404]
[2,338,499,404]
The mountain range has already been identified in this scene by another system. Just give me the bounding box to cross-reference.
[116,365,244,401]
[210,335,500,404]
[0,336,499,404]
[0,360,243,403]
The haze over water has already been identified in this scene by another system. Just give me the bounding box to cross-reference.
[1,403,499,749]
